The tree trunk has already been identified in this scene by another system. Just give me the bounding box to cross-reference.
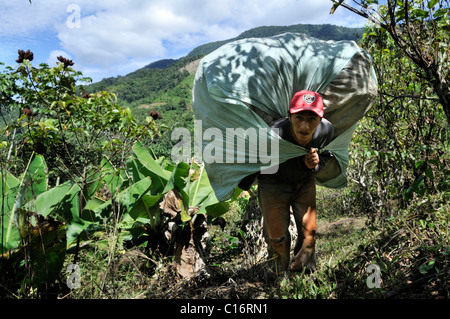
[160,190,210,279]
[172,215,209,279]
[431,79,450,125]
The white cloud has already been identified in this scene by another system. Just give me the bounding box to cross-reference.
[0,0,68,36]
[0,0,366,81]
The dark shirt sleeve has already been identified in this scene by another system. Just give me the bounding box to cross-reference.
[313,150,334,173]
[310,118,334,173]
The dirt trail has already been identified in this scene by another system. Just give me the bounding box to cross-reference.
[317,217,367,235]
[165,216,369,299]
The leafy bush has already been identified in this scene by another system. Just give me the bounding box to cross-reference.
[0,54,159,185]
[1,52,229,297]
[345,23,449,224]
[326,2,450,298]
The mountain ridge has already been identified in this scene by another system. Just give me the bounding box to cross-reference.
[185,23,363,58]
[139,23,364,71]
[84,23,364,108]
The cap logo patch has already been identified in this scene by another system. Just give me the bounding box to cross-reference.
[303,94,315,104]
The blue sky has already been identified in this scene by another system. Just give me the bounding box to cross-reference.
[0,0,367,83]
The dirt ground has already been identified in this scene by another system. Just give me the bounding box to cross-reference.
[157,216,368,299]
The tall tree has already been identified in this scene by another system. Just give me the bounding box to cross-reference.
[330,0,450,124]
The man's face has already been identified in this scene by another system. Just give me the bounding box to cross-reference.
[289,111,321,147]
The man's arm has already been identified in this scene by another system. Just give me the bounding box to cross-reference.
[315,150,334,173]
[308,118,334,173]
[304,148,333,173]
[304,148,319,170]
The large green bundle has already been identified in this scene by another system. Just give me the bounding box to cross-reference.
[193,33,377,201]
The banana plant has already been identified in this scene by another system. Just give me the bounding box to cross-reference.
[1,141,240,288]
[128,142,241,277]
[84,141,240,278]
[0,170,22,254]
[1,153,68,290]
[85,141,235,235]
[126,141,237,225]
[0,152,107,290]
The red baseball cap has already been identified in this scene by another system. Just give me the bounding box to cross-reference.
[289,90,324,118]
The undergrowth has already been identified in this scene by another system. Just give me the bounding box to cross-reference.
[49,186,449,300]
[332,193,449,299]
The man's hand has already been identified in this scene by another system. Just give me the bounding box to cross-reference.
[304,147,319,170]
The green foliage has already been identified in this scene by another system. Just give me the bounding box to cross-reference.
[328,197,449,298]
[0,154,46,253]
[1,53,161,297]
[1,57,160,185]
[331,0,450,122]
[0,49,236,298]
[346,22,449,222]
[0,153,67,293]
[325,3,450,298]
[0,141,233,297]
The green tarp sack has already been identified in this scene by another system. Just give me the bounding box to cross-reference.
[192,32,378,201]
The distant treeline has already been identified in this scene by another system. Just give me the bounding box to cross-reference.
[187,23,364,57]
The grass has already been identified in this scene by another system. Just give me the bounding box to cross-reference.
[46,186,448,299]
[270,211,377,299]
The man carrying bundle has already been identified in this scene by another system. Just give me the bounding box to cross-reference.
[240,90,334,273]
[192,32,378,275]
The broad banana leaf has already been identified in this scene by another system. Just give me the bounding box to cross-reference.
[0,171,21,252]
[1,154,66,289]
[1,154,48,253]
[22,153,48,199]
[30,181,86,247]
[90,177,153,224]
[189,163,223,215]
[100,157,128,195]
[130,141,170,194]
